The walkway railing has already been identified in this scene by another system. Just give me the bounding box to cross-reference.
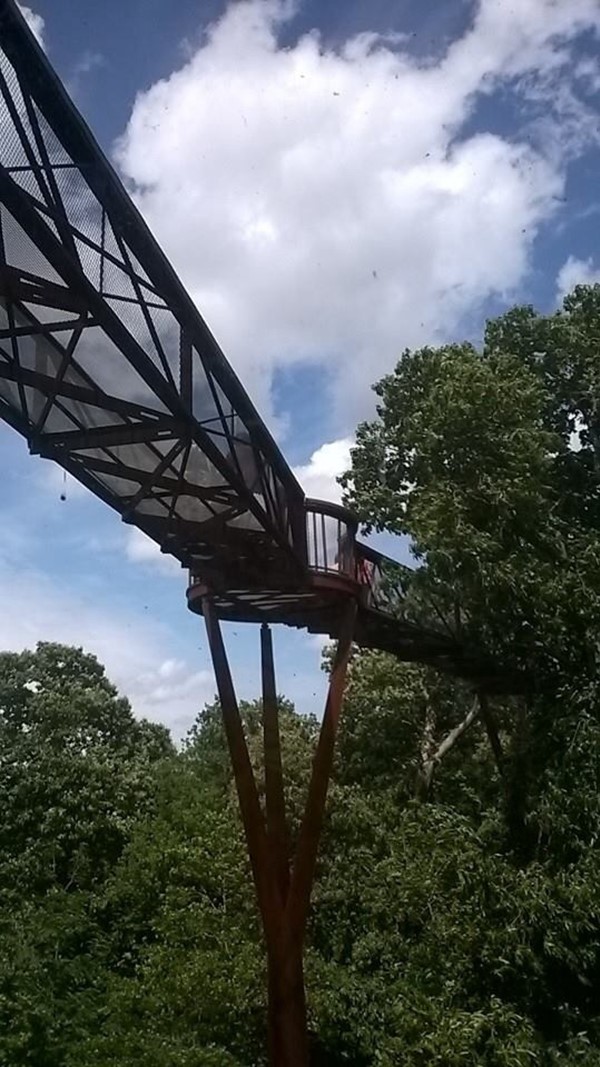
[187,500,415,623]
[304,499,412,615]
[304,498,357,578]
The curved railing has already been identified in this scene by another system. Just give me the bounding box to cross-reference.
[304,499,412,613]
[304,498,357,579]
[187,499,415,623]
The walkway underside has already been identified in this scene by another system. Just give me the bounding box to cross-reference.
[0,1,520,698]
[188,579,520,695]
[0,0,305,585]
[0,9,526,1067]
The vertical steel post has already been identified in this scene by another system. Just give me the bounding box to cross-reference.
[202,597,279,943]
[261,622,290,901]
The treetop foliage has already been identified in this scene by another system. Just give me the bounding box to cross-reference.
[2,288,600,1063]
[342,285,600,686]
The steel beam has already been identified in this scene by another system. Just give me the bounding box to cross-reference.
[201,603,357,1067]
[285,601,357,947]
[202,597,281,946]
[0,0,306,537]
[32,418,183,451]
[261,623,290,901]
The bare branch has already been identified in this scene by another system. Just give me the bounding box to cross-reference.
[416,694,480,799]
[430,695,480,765]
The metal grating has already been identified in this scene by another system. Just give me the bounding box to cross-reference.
[0,0,306,578]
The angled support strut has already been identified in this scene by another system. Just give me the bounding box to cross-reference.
[202,598,356,1067]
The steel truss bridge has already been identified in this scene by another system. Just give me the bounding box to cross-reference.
[0,0,505,690]
[0,6,515,1064]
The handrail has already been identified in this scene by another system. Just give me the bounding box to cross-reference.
[303,501,413,615]
[304,500,356,578]
[187,499,415,626]
[354,542,411,614]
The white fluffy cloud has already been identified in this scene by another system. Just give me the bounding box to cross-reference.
[125,526,182,576]
[115,0,600,430]
[293,438,352,502]
[17,4,45,49]
[556,254,600,301]
[0,556,212,737]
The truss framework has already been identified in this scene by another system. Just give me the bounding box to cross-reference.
[0,8,529,1065]
[0,0,305,579]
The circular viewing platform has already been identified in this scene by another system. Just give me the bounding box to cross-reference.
[186,498,389,634]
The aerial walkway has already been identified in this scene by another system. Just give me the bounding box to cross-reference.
[0,0,503,689]
[0,6,517,1064]
[187,496,507,689]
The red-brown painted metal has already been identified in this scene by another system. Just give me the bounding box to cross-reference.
[203,604,357,1067]
[202,597,282,946]
[0,2,519,694]
[0,8,524,1063]
[285,602,357,947]
[261,623,291,902]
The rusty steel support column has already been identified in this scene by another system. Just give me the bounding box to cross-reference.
[261,622,308,1066]
[267,943,309,1067]
[202,598,356,1067]
[286,601,357,947]
[261,622,290,901]
[202,597,280,944]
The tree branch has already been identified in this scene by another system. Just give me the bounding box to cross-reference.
[416,694,480,799]
[430,695,480,765]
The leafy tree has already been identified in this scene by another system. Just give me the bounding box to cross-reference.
[311,661,600,1064]
[342,293,600,687]
[79,759,264,1067]
[0,640,599,1065]
[0,642,172,895]
[336,648,503,805]
[3,289,600,1066]
[342,287,600,833]
[186,697,319,843]
[0,642,173,1066]
[311,787,600,1066]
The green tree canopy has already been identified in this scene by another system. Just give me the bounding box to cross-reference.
[0,642,174,1066]
[2,289,600,1066]
[342,286,600,687]
[0,641,172,895]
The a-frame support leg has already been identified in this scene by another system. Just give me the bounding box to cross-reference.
[202,599,356,1067]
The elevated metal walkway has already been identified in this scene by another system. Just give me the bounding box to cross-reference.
[0,1,510,692]
[187,498,513,690]
[0,0,304,590]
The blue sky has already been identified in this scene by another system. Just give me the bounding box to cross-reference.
[2,0,600,738]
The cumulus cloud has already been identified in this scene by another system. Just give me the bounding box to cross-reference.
[556,254,600,301]
[293,438,352,502]
[67,49,106,100]
[0,556,212,737]
[125,526,182,576]
[114,0,600,432]
[129,656,212,735]
[17,4,45,49]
